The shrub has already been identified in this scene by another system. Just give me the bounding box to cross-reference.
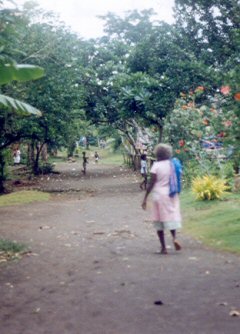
[192,175,229,200]
[0,239,27,263]
[183,159,210,188]
[38,162,54,174]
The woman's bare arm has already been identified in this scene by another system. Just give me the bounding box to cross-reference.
[142,173,157,210]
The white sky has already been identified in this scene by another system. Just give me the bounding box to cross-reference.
[14,0,175,39]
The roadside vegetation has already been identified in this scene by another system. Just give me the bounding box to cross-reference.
[181,191,240,254]
[0,190,50,207]
[0,239,27,264]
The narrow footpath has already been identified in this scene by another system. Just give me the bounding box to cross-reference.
[0,162,239,334]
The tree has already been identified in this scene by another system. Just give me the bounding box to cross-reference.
[173,0,240,172]
[0,4,44,192]
[6,3,90,173]
[94,14,214,143]
[100,9,156,44]
[174,0,240,67]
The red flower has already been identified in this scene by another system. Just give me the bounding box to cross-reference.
[179,139,185,147]
[234,92,240,101]
[175,149,181,154]
[218,132,226,137]
[220,86,231,95]
[223,120,232,127]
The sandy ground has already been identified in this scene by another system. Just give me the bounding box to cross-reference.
[0,161,239,334]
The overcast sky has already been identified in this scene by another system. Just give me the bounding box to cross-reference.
[14,0,175,39]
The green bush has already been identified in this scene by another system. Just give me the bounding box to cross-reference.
[220,161,235,189]
[38,162,54,174]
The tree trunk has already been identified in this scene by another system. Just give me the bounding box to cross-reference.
[158,124,163,143]
[0,150,6,193]
[33,142,45,175]
[41,144,48,162]
[27,141,35,167]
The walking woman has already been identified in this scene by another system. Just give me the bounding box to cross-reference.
[142,144,182,254]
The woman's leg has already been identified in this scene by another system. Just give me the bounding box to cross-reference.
[143,174,147,189]
[140,174,145,189]
[170,229,176,240]
[157,231,167,254]
[170,229,181,251]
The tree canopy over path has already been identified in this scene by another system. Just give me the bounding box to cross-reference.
[1,0,239,191]
[0,162,240,334]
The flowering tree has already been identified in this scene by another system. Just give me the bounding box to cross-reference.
[164,85,240,181]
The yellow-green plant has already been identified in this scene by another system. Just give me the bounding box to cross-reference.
[192,175,229,200]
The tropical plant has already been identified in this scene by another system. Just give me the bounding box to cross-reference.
[192,175,229,200]
[0,4,44,192]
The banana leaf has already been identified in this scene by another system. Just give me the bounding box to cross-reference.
[0,63,44,85]
[0,94,42,115]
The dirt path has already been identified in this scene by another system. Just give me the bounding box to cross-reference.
[0,162,239,334]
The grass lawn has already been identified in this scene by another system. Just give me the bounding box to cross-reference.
[100,150,124,165]
[76,147,124,165]
[48,146,125,166]
[0,190,50,207]
[181,191,240,254]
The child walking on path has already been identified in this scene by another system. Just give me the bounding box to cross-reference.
[13,148,21,165]
[140,154,148,190]
[82,151,89,175]
[94,151,99,163]
[142,144,182,254]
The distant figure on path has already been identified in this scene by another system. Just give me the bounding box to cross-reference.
[142,144,182,254]
[82,151,88,175]
[94,151,99,163]
[140,153,148,190]
[13,148,21,165]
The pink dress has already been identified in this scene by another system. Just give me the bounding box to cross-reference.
[150,160,182,231]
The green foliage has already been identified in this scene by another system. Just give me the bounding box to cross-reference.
[0,149,9,182]
[100,9,156,44]
[0,94,41,115]
[164,86,239,186]
[192,175,229,200]
[0,0,238,180]
[0,60,44,85]
[0,239,26,253]
[99,149,124,165]
[0,4,45,190]
[38,162,54,174]
[0,238,27,263]
[174,0,240,67]
[182,160,204,188]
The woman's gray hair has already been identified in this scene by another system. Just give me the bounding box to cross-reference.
[154,143,172,161]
